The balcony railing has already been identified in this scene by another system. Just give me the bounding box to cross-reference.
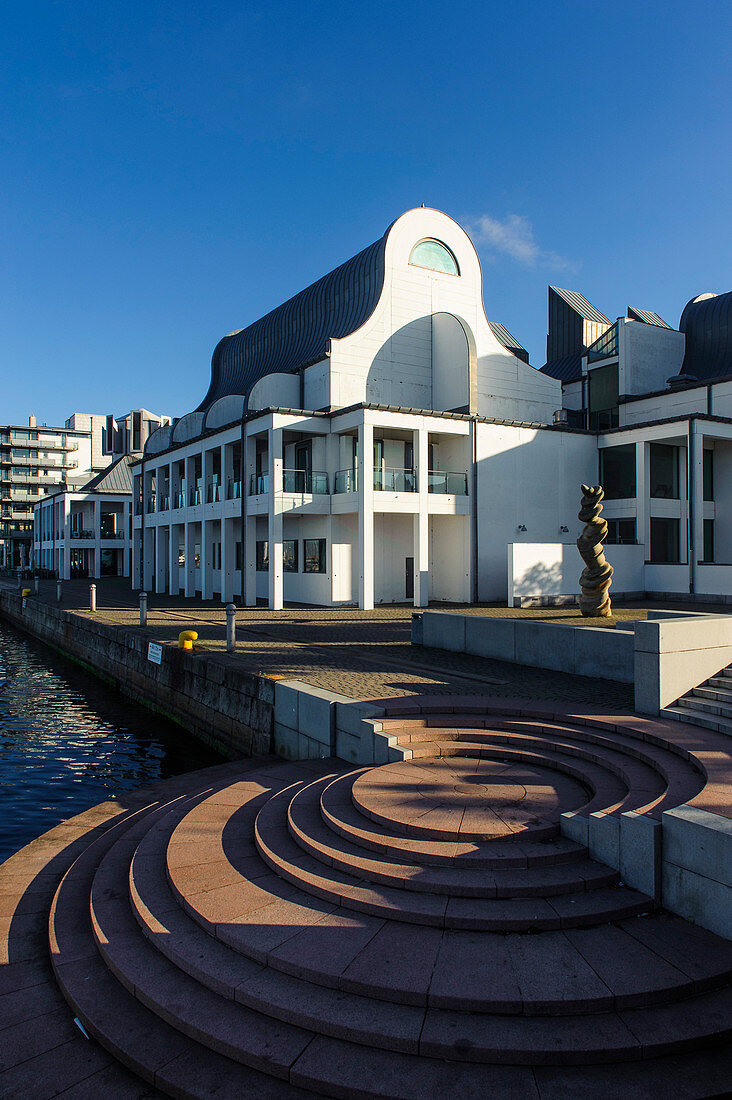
[134,501,142,515]
[374,467,416,492]
[189,486,202,506]
[71,529,94,539]
[334,468,358,494]
[206,482,222,503]
[146,495,156,513]
[249,473,269,495]
[157,494,170,511]
[428,470,469,495]
[282,469,329,494]
[173,486,186,508]
[227,479,242,500]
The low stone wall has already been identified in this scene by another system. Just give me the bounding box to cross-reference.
[273,679,400,765]
[0,590,273,759]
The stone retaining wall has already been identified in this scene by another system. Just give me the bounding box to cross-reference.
[0,590,273,759]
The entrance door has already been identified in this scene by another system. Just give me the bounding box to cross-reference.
[405,556,414,600]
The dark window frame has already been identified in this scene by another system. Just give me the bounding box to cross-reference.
[304,538,326,574]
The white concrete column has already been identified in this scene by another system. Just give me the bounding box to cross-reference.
[201,518,213,600]
[184,523,196,597]
[221,516,236,603]
[63,503,72,580]
[268,425,283,610]
[691,423,705,578]
[413,426,430,607]
[131,528,141,588]
[93,499,101,578]
[167,522,177,594]
[245,515,257,606]
[143,528,155,591]
[358,420,374,610]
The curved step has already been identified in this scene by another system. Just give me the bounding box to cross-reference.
[288,774,619,897]
[254,783,652,931]
[320,770,589,868]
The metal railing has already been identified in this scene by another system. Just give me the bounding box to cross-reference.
[206,482,222,503]
[374,467,416,492]
[334,468,358,494]
[173,488,186,508]
[428,470,469,495]
[189,486,202,506]
[227,479,242,500]
[249,473,269,495]
[282,469,329,494]
[146,495,156,513]
[157,494,170,511]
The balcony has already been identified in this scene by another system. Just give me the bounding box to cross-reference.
[189,486,202,506]
[227,479,242,500]
[71,530,93,539]
[249,474,269,495]
[282,469,329,494]
[206,482,222,504]
[374,467,416,492]
[146,495,156,514]
[428,470,469,495]
[173,490,186,509]
[157,494,170,512]
[334,469,357,494]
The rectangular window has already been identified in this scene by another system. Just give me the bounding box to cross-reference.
[599,444,636,499]
[650,517,680,563]
[703,519,714,563]
[283,539,298,572]
[256,540,269,571]
[606,518,636,544]
[703,450,714,501]
[650,443,680,499]
[304,538,326,573]
[235,541,242,570]
[588,363,619,430]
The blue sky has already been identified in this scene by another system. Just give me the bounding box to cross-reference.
[2,0,730,426]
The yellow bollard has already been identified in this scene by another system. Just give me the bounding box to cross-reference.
[21,588,31,598]
[178,630,198,651]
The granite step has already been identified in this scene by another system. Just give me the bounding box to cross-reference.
[89,796,732,1070]
[319,770,589,869]
[254,783,652,931]
[287,774,619,897]
[663,705,732,735]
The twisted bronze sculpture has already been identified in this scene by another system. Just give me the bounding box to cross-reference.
[577,484,613,617]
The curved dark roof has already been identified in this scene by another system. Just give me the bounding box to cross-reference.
[539,353,582,382]
[196,233,388,411]
[679,291,732,379]
[488,321,530,364]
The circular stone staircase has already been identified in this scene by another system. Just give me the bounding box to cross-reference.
[4,703,732,1098]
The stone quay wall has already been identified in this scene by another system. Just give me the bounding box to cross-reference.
[0,590,273,759]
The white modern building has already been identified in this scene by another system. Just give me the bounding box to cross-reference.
[132,207,732,608]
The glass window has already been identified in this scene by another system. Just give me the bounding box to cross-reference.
[606,518,636,544]
[600,444,636,499]
[256,540,268,571]
[283,539,298,572]
[408,239,459,276]
[304,538,326,573]
[703,519,714,563]
[650,517,680,563]
[588,364,619,430]
[650,444,680,499]
[235,541,242,570]
[703,450,714,501]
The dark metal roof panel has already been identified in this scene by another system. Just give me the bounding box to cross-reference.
[627,307,671,328]
[488,321,530,363]
[81,455,135,494]
[549,287,610,325]
[679,291,732,380]
[539,353,583,382]
[196,233,388,411]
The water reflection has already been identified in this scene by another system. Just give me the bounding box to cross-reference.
[0,621,224,863]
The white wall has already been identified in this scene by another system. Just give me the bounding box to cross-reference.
[475,423,598,600]
[508,542,646,603]
[432,312,469,411]
[331,513,357,603]
[374,513,413,602]
[248,372,300,412]
[710,440,732,562]
[430,515,470,601]
[619,320,685,397]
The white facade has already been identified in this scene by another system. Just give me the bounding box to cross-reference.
[34,489,132,580]
[131,209,732,608]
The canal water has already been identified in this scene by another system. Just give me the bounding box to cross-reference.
[0,619,224,863]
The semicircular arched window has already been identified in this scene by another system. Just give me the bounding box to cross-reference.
[409,238,460,276]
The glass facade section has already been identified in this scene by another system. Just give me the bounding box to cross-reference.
[606,518,636,544]
[256,540,268,571]
[703,450,714,501]
[408,239,459,276]
[588,363,619,429]
[283,540,298,572]
[650,517,680,563]
[703,519,714,563]
[599,444,636,499]
[650,444,680,499]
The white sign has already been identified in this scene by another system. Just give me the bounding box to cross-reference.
[22,598,27,609]
[147,642,163,665]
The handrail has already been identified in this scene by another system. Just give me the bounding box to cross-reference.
[427,470,469,495]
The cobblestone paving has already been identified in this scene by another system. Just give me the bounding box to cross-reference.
[11,576,729,707]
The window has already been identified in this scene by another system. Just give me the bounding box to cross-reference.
[600,444,636,499]
[650,444,680,499]
[703,519,714,563]
[703,450,714,501]
[235,541,242,570]
[283,540,298,572]
[408,239,459,276]
[650,517,680,563]
[304,538,326,573]
[606,518,636,545]
[588,364,619,430]
[256,540,269,571]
